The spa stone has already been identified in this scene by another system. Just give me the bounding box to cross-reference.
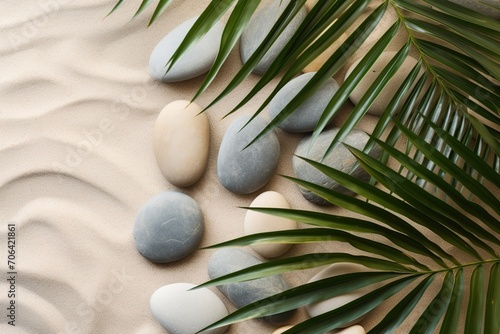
[240,0,307,74]
[268,72,340,132]
[150,283,229,334]
[149,16,224,82]
[153,100,209,187]
[244,191,297,258]
[208,248,294,324]
[133,191,203,263]
[217,116,280,194]
[293,128,382,205]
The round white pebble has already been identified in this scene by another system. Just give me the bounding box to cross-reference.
[150,283,229,334]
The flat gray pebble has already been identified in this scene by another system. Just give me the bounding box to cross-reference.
[133,191,203,263]
[217,116,280,195]
[149,16,225,82]
[208,248,295,324]
[293,129,382,205]
[269,72,340,132]
[240,0,307,75]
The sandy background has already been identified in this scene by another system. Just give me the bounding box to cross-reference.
[0,0,491,333]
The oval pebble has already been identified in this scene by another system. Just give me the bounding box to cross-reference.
[153,100,209,187]
[336,325,366,334]
[240,0,307,74]
[150,283,229,334]
[306,264,372,327]
[244,191,297,258]
[149,16,225,82]
[293,128,382,206]
[268,72,340,132]
[208,248,294,324]
[133,191,203,263]
[217,116,280,194]
[346,52,419,116]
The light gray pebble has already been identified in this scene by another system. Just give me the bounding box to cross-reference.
[149,16,225,82]
[208,248,295,324]
[293,128,382,205]
[217,116,280,195]
[269,72,340,132]
[133,191,203,263]
[240,0,307,74]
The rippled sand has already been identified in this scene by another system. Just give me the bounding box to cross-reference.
[0,1,469,333]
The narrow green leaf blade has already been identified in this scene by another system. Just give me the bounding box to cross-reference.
[148,0,175,26]
[485,262,500,334]
[133,0,155,18]
[107,0,127,16]
[440,269,465,334]
[465,265,485,334]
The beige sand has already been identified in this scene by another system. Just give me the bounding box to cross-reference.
[0,0,483,333]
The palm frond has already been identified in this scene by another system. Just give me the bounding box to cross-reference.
[195,118,499,332]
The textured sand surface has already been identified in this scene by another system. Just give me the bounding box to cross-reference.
[0,1,488,333]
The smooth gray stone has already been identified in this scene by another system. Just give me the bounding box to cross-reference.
[208,248,294,324]
[268,72,340,132]
[293,129,382,206]
[133,191,204,263]
[149,16,225,82]
[217,116,280,194]
[240,0,307,75]
[447,0,500,19]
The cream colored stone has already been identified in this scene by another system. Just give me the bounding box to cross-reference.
[305,263,372,327]
[273,325,294,334]
[337,325,366,334]
[244,191,297,258]
[303,33,348,73]
[346,51,419,115]
[153,100,209,187]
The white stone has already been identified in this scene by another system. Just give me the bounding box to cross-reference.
[346,52,419,115]
[153,100,209,187]
[305,263,372,327]
[244,191,297,258]
[149,17,224,82]
[336,325,366,334]
[150,283,229,334]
